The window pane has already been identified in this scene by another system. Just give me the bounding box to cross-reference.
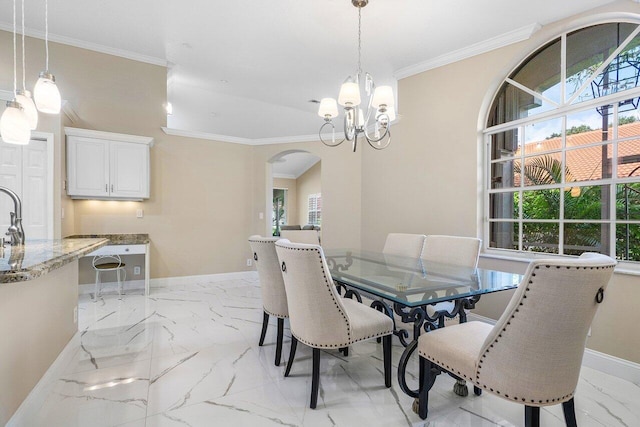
[523,118,563,154]
[617,139,640,178]
[491,160,520,189]
[566,107,611,145]
[511,40,561,105]
[566,23,638,103]
[522,222,559,253]
[617,183,640,220]
[489,192,518,219]
[618,108,640,139]
[489,221,518,250]
[565,185,609,220]
[523,189,560,219]
[617,223,640,261]
[489,129,521,159]
[522,154,563,186]
[564,223,604,255]
[566,144,612,182]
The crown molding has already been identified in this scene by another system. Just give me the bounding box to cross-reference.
[0,24,167,67]
[61,101,80,124]
[65,127,154,145]
[272,173,298,179]
[162,127,322,146]
[394,22,542,80]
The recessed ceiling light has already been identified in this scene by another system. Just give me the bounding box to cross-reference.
[220,79,228,84]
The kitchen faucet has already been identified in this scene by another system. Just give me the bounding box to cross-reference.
[0,186,25,246]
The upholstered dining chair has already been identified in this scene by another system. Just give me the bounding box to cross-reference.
[248,235,289,366]
[275,239,394,409]
[280,229,321,245]
[417,252,616,427]
[382,233,427,258]
[421,235,482,324]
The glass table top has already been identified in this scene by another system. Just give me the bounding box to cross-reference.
[324,249,523,307]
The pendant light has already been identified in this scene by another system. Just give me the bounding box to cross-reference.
[33,0,61,114]
[16,0,38,129]
[0,0,31,145]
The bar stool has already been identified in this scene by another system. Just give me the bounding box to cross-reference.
[92,255,126,301]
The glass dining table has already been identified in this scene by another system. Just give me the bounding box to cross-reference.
[323,249,523,399]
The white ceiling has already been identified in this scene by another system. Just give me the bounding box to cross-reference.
[0,0,621,142]
[272,152,321,179]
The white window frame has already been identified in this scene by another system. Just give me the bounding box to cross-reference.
[482,21,640,272]
[307,193,321,226]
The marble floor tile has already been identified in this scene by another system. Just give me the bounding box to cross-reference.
[147,341,273,416]
[13,276,640,427]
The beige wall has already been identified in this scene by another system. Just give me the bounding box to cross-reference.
[295,161,321,226]
[1,1,638,365]
[0,261,78,425]
[249,143,361,255]
[359,1,640,363]
[273,177,297,227]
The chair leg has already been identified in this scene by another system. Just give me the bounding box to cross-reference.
[562,398,577,427]
[339,346,349,357]
[258,311,269,346]
[310,348,320,409]
[383,335,391,387]
[275,318,284,366]
[94,271,100,301]
[284,336,298,377]
[525,406,540,427]
[473,386,482,396]
[116,268,122,298]
[418,356,431,420]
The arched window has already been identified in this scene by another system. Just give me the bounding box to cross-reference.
[485,22,640,262]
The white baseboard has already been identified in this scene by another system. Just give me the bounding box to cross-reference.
[467,313,640,384]
[78,271,259,295]
[78,279,146,295]
[149,271,258,288]
[7,333,80,427]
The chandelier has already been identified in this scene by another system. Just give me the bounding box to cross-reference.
[317,0,395,152]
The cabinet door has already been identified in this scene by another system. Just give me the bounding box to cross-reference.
[67,136,110,197]
[110,141,149,199]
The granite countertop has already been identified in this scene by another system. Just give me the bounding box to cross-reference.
[0,238,109,283]
[65,234,150,245]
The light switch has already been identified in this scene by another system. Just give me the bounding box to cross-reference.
[136,209,144,218]
[259,212,264,219]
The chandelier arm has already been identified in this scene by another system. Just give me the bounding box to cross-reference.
[363,124,390,143]
[319,121,345,147]
[366,130,392,150]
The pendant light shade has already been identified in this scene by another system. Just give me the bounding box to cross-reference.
[34,0,61,115]
[0,101,31,145]
[34,72,61,114]
[16,90,38,130]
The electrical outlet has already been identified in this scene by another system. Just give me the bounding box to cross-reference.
[136,209,144,218]
[259,212,264,219]
[246,258,252,266]
[134,266,141,275]
[73,306,78,324]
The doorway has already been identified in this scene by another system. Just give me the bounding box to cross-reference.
[269,151,321,236]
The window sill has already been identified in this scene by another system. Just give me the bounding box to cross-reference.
[481,250,640,277]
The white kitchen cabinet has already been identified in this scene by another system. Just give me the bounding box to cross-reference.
[65,127,153,200]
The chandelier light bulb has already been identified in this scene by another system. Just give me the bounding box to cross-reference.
[372,85,394,109]
[318,98,339,119]
[0,101,31,145]
[34,71,62,114]
[16,90,39,130]
[338,81,361,107]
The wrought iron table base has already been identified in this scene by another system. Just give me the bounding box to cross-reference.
[335,280,482,407]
